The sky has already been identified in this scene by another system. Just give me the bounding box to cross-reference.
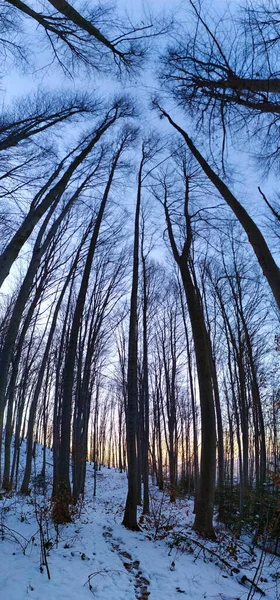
[1,0,271,203]
[1,0,276,277]
[2,0,238,101]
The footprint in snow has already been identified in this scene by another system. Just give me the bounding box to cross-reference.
[103,527,150,599]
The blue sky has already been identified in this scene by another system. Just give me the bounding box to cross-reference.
[2,0,239,101]
[1,0,273,246]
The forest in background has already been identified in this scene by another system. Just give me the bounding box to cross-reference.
[0,0,280,548]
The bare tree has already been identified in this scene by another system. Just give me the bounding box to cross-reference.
[0,97,133,288]
[4,0,167,74]
[0,90,98,152]
[53,126,137,522]
[123,137,161,530]
[160,0,280,167]
[152,156,217,538]
[153,102,280,313]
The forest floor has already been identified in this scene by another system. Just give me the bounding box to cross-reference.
[0,444,279,600]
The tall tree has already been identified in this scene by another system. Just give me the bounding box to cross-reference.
[0,98,133,288]
[154,102,280,313]
[153,157,217,537]
[54,126,136,522]
[123,137,160,529]
[4,0,165,73]
[160,0,280,167]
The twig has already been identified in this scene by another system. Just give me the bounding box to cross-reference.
[246,542,267,599]
[0,523,35,554]
[189,537,239,573]
[84,569,121,591]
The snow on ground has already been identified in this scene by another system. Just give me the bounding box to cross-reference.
[0,443,279,600]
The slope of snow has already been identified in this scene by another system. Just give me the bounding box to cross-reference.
[0,443,279,600]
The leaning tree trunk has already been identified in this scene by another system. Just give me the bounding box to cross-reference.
[0,109,121,288]
[0,202,60,479]
[20,253,79,494]
[2,283,44,489]
[157,106,280,312]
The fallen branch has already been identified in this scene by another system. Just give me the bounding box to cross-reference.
[170,532,266,596]
[190,537,240,574]
[239,574,265,597]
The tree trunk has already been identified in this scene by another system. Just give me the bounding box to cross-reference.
[123,154,145,530]
[163,188,216,537]
[157,106,280,312]
[56,135,129,521]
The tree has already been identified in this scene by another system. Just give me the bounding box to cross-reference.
[20,240,83,494]
[123,137,161,530]
[0,91,97,152]
[139,213,151,514]
[0,97,133,288]
[153,102,280,313]
[122,145,145,530]
[5,0,166,74]
[152,154,217,537]
[160,0,280,168]
[54,126,137,522]
[155,287,182,503]
[71,245,128,501]
[0,198,78,480]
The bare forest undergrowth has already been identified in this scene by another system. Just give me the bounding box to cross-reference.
[0,442,279,600]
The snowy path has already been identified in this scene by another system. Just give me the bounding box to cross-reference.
[0,459,279,599]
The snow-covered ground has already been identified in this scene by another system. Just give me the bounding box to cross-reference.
[0,444,279,600]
